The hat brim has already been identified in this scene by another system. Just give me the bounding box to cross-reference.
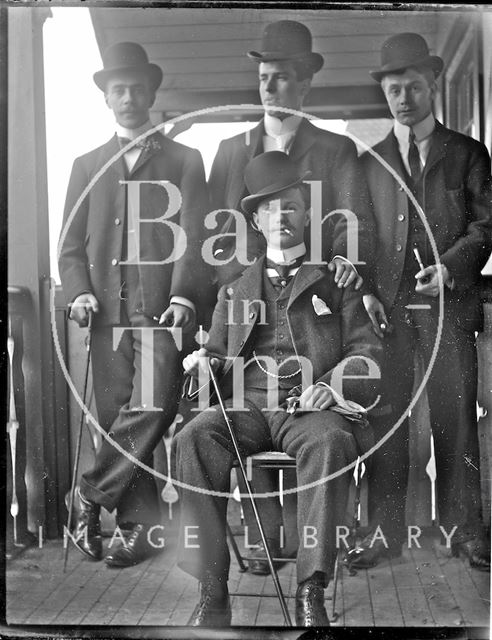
[370,55,443,82]
[93,63,163,92]
[247,50,324,74]
[241,169,312,216]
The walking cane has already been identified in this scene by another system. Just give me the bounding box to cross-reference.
[207,362,292,626]
[63,309,94,572]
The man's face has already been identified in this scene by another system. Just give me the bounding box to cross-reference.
[381,68,436,127]
[104,70,155,130]
[258,61,310,120]
[253,187,310,249]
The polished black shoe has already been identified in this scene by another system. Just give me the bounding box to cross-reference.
[452,536,490,572]
[346,534,401,569]
[247,539,281,575]
[65,487,102,561]
[295,579,331,628]
[105,523,159,568]
[188,572,231,627]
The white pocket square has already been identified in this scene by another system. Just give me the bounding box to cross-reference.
[312,294,332,316]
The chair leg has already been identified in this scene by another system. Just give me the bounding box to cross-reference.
[226,522,248,572]
[330,550,341,622]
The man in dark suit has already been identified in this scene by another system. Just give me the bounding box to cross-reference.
[58,42,210,567]
[208,20,377,572]
[353,33,492,570]
[175,151,382,628]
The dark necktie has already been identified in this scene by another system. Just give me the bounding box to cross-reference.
[266,256,303,287]
[118,136,147,150]
[408,130,421,182]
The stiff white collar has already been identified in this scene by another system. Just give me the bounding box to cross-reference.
[266,242,306,264]
[115,119,154,141]
[264,113,302,138]
[394,112,435,144]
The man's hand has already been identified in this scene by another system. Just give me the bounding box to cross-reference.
[69,293,99,327]
[159,303,195,332]
[363,294,389,339]
[183,348,222,378]
[328,257,363,290]
[415,264,451,297]
[298,384,335,412]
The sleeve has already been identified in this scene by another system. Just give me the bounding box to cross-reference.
[316,287,383,409]
[439,142,492,290]
[58,156,93,306]
[325,137,376,293]
[169,148,215,316]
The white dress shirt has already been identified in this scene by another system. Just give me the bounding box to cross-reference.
[393,112,435,176]
[263,114,302,153]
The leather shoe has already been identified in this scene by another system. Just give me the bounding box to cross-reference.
[247,539,281,575]
[188,571,231,627]
[105,523,159,568]
[295,578,330,627]
[65,487,102,561]
[452,536,490,571]
[346,534,401,569]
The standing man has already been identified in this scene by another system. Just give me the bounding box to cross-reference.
[208,20,377,571]
[59,42,210,568]
[354,33,492,570]
[176,151,382,628]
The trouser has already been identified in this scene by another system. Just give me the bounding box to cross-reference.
[366,296,484,545]
[80,308,182,526]
[175,389,360,586]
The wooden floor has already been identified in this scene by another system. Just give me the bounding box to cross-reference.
[5,522,490,637]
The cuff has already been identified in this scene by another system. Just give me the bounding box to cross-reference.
[332,255,360,276]
[170,296,196,313]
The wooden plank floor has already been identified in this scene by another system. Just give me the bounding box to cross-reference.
[5,525,489,632]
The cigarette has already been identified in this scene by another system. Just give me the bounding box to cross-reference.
[413,247,425,271]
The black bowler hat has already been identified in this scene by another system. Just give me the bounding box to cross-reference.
[247,20,324,73]
[93,42,163,92]
[241,151,311,215]
[370,32,443,82]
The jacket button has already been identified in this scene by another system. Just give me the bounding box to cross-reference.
[111,258,118,266]
[398,185,405,192]
[396,244,402,252]
[114,218,121,226]
[279,334,284,339]
[239,340,244,346]
[392,273,399,280]
[398,214,405,221]
[249,312,255,319]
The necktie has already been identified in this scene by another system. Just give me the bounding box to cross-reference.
[408,130,421,182]
[118,136,146,150]
[266,257,303,287]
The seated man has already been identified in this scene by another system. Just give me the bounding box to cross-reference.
[174,151,383,628]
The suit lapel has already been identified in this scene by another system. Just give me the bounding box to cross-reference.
[228,122,264,208]
[289,119,318,162]
[422,121,449,178]
[99,135,128,181]
[287,263,327,309]
[377,131,409,182]
[129,132,166,176]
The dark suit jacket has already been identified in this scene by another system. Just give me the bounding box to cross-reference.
[59,132,211,327]
[208,118,376,288]
[360,121,492,331]
[206,258,383,410]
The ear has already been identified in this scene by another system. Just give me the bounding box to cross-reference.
[148,91,156,109]
[300,78,312,101]
[104,93,110,108]
[251,211,260,232]
[304,207,312,227]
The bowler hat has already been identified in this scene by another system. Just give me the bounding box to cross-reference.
[93,42,163,92]
[241,151,311,215]
[370,32,443,82]
[247,20,324,73]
